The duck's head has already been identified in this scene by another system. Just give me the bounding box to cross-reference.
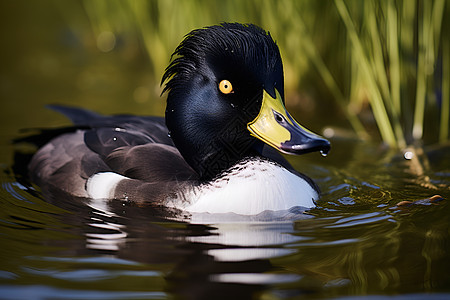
[162,23,330,180]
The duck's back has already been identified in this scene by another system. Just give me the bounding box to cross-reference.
[28,106,197,198]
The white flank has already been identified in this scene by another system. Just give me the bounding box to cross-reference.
[86,172,128,199]
[167,158,318,215]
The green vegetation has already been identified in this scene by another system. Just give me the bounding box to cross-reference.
[75,0,449,148]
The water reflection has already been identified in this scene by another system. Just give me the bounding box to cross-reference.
[187,222,304,262]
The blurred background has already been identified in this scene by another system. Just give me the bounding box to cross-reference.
[1,0,449,149]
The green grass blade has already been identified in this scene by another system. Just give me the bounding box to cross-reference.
[387,0,401,117]
[335,0,398,147]
[292,11,369,140]
[366,1,390,103]
[413,0,445,142]
[413,0,431,141]
[440,38,449,142]
[365,0,405,148]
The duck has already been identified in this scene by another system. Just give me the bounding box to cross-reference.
[27,23,330,216]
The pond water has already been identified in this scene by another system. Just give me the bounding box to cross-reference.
[1,2,450,299]
[1,136,449,299]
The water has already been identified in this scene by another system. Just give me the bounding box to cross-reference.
[1,137,449,299]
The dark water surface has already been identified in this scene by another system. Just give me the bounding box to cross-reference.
[1,137,449,299]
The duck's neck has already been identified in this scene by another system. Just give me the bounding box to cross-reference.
[187,137,263,181]
[167,114,264,180]
[165,89,263,180]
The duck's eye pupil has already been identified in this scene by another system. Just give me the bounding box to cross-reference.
[219,80,233,94]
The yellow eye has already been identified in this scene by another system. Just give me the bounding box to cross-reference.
[219,80,234,94]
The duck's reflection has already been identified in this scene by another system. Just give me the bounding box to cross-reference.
[186,222,307,262]
[68,196,318,296]
[79,197,290,298]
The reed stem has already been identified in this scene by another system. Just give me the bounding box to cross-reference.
[440,38,449,142]
[335,0,398,147]
[293,11,369,140]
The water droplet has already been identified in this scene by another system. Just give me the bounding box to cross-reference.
[404,151,414,160]
[230,103,235,108]
[320,150,328,157]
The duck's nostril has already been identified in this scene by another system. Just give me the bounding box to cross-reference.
[273,111,284,123]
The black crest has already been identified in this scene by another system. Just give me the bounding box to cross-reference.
[161,23,284,99]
